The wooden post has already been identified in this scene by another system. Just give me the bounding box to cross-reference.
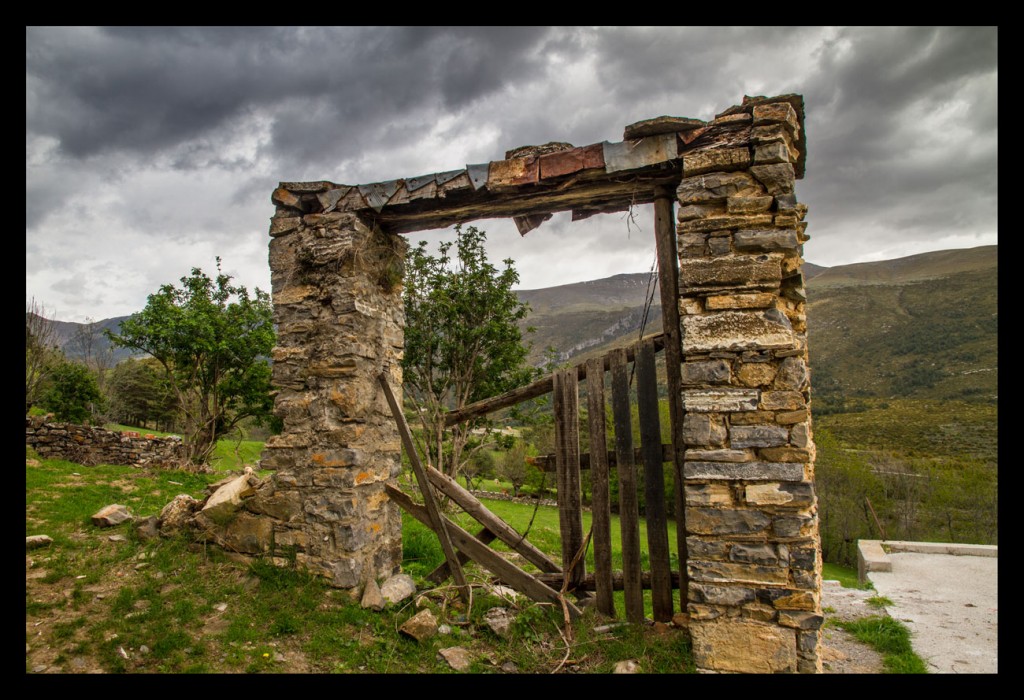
[654,186,689,611]
[553,368,585,591]
[377,374,469,603]
[636,337,674,622]
[586,356,615,617]
[609,347,644,622]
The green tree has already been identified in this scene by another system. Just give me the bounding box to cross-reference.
[41,361,104,424]
[26,298,62,414]
[107,357,178,431]
[402,224,534,481]
[108,260,275,465]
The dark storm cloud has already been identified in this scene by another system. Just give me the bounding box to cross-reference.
[27,26,556,172]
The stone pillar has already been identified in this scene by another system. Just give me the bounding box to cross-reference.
[676,98,822,673]
[257,208,407,588]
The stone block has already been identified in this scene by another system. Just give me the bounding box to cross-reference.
[685,461,804,481]
[684,483,733,506]
[773,590,817,611]
[682,388,758,413]
[778,611,823,630]
[790,422,810,448]
[773,356,808,390]
[679,254,782,290]
[797,630,819,653]
[730,424,789,448]
[686,537,731,559]
[760,390,805,411]
[726,196,774,214]
[685,448,753,463]
[753,142,794,164]
[775,408,807,425]
[683,310,795,353]
[677,171,764,204]
[677,213,773,233]
[219,512,274,554]
[269,217,302,237]
[690,619,797,673]
[729,544,779,565]
[735,362,778,387]
[759,447,812,462]
[683,147,752,176]
[705,292,777,310]
[692,583,756,606]
[752,102,800,137]
[773,515,814,538]
[690,560,790,586]
[734,229,799,252]
[745,482,814,506]
[708,236,732,256]
[681,359,731,385]
[677,203,724,221]
[750,163,795,195]
[680,233,708,256]
[686,507,771,535]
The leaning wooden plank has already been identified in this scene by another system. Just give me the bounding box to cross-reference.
[654,186,689,611]
[609,347,644,622]
[444,333,666,426]
[386,485,581,618]
[427,526,497,584]
[536,570,682,591]
[553,369,585,590]
[528,443,673,472]
[425,466,561,574]
[586,356,615,617]
[377,374,469,603]
[636,337,674,622]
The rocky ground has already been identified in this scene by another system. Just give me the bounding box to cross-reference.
[818,579,886,673]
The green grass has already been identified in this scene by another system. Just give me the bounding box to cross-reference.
[822,562,873,590]
[834,616,928,673]
[866,595,893,609]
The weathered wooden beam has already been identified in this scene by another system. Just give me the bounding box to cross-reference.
[527,443,674,473]
[653,186,689,612]
[636,337,673,622]
[536,570,682,592]
[378,375,469,603]
[553,368,585,591]
[610,347,644,623]
[386,485,581,618]
[586,356,615,618]
[443,333,665,427]
[425,465,561,574]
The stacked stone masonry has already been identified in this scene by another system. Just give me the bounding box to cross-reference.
[25,417,186,468]
[676,97,821,674]
[250,93,819,673]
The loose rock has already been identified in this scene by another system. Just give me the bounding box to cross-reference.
[160,494,201,535]
[135,515,160,541]
[614,659,641,673]
[380,573,417,604]
[91,504,133,528]
[360,579,385,611]
[438,646,473,671]
[483,607,513,638]
[399,608,438,642]
[26,535,53,550]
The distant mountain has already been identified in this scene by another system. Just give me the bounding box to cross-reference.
[516,245,997,404]
[26,313,140,364]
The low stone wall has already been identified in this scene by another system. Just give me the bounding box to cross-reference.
[25,417,186,468]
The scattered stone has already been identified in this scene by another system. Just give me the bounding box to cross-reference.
[71,472,81,476]
[501,661,519,673]
[379,573,417,604]
[214,602,228,612]
[274,653,285,662]
[438,624,452,635]
[672,613,691,628]
[139,645,150,655]
[32,664,46,673]
[91,504,133,528]
[483,607,513,638]
[135,515,160,541]
[160,494,201,535]
[490,584,520,601]
[26,535,53,550]
[108,534,127,542]
[117,646,129,660]
[27,459,40,467]
[399,608,438,642]
[360,579,385,611]
[132,599,151,610]
[70,657,87,669]
[613,659,641,674]
[438,646,473,671]
[201,474,257,525]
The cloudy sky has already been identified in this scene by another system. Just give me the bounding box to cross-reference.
[27,26,997,323]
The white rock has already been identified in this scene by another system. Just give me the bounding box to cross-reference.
[380,574,417,604]
[614,659,641,674]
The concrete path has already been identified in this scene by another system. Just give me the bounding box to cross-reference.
[866,545,997,674]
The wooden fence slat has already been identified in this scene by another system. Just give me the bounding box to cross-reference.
[553,368,585,591]
[443,333,665,426]
[636,337,674,622]
[377,374,469,603]
[585,356,615,617]
[426,527,496,584]
[425,466,561,574]
[609,347,644,622]
[654,187,689,611]
[386,485,581,619]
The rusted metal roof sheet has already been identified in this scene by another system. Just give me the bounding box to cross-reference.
[602,133,679,174]
[466,163,490,190]
[404,174,436,192]
[358,180,401,212]
[434,169,465,186]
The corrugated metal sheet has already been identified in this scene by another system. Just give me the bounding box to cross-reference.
[317,187,349,213]
[358,180,401,212]
[404,174,436,192]
[434,169,465,186]
[466,163,490,190]
[602,133,679,174]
